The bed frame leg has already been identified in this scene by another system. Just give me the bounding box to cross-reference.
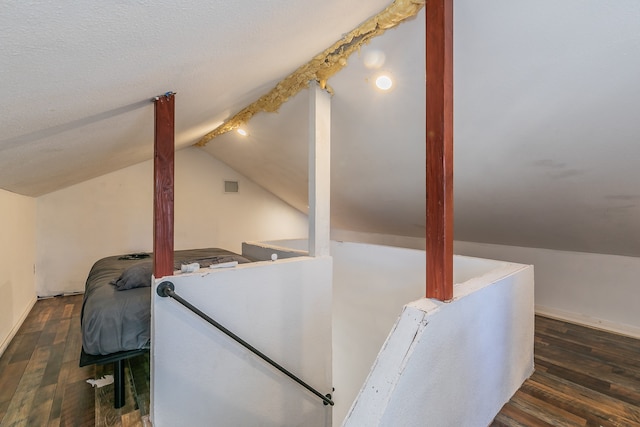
[114,360,125,408]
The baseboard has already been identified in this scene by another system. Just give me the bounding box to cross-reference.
[0,295,38,358]
[535,305,640,340]
[37,290,83,299]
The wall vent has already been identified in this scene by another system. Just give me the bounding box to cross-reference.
[224,180,239,193]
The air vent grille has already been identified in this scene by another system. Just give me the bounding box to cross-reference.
[224,180,239,193]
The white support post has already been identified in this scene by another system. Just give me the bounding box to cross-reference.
[308,81,331,257]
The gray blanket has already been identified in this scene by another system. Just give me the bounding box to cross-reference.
[81,248,251,355]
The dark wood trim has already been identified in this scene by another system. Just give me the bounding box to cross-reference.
[153,93,175,278]
[425,0,454,301]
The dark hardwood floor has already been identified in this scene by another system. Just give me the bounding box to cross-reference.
[3,296,640,426]
[0,295,148,427]
[492,315,640,426]
[0,295,94,426]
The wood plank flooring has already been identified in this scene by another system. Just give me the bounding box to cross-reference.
[0,295,148,427]
[3,296,640,426]
[492,315,640,426]
[94,354,150,427]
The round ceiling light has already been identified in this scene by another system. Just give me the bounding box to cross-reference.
[363,49,386,69]
[375,75,393,91]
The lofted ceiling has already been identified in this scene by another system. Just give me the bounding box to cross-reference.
[2,1,640,257]
[0,0,392,195]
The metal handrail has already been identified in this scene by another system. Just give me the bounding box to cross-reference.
[156,281,334,406]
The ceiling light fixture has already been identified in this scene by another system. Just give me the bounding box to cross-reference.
[363,49,386,69]
[236,128,248,136]
[375,75,393,91]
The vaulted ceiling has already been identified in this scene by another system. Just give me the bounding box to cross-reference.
[2,1,640,257]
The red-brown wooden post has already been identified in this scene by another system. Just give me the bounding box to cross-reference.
[153,92,175,278]
[426,0,454,301]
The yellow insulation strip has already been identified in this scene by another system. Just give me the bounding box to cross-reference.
[196,0,424,146]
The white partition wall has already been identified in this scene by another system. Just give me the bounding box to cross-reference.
[151,257,333,427]
[343,260,534,427]
[331,242,534,425]
[152,238,534,425]
[330,242,425,424]
[258,239,534,426]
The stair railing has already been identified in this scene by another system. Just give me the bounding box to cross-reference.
[156,281,334,406]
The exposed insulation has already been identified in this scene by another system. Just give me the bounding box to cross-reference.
[196,0,424,146]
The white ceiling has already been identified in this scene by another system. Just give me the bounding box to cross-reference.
[0,0,391,194]
[2,1,640,257]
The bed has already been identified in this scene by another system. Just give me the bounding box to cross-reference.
[79,247,252,407]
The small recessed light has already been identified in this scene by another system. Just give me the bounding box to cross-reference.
[237,128,248,136]
[375,75,393,91]
[363,49,386,69]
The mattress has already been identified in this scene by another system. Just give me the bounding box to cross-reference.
[81,248,251,355]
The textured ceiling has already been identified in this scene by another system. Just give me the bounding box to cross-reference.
[0,0,391,195]
[454,0,640,256]
[2,1,640,257]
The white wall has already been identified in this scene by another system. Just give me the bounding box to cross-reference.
[35,147,308,296]
[330,242,527,425]
[248,236,424,424]
[331,229,425,251]
[0,189,37,356]
[455,241,640,338]
[152,257,333,427]
[331,242,425,424]
[331,232,640,338]
[344,261,534,427]
[264,239,522,425]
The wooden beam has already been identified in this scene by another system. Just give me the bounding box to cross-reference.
[308,81,331,257]
[153,92,175,278]
[426,0,454,301]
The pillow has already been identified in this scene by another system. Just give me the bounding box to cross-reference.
[111,262,153,291]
